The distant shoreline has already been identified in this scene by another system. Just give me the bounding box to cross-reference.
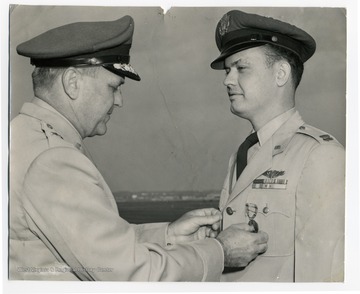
[116,198,220,202]
[114,190,221,203]
[116,198,220,223]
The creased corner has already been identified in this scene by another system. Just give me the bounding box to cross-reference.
[160,5,172,15]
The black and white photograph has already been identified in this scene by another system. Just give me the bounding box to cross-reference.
[2,0,359,293]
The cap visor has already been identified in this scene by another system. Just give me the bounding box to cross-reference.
[211,42,266,69]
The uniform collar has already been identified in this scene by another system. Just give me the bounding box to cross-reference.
[19,97,88,155]
[257,108,296,146]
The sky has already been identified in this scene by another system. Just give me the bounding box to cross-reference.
[9,6,346,193]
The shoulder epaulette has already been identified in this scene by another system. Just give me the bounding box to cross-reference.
[296,124,341,145]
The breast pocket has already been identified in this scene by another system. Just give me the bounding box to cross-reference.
[249,186,295,257]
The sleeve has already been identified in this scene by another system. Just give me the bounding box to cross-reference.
[22,147,224,281]
[131,222,169,246]
[131,223,180,247]
[294,143,345,282]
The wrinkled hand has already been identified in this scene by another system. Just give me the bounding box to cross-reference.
[167,208,222,244]
[216,223,268,268]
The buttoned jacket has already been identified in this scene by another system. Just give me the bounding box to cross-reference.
[219,111,345,282]
[9,98,223,281]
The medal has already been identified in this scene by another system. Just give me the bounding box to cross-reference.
[246,203,259,233]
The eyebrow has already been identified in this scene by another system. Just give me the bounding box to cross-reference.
[225,58,250,68]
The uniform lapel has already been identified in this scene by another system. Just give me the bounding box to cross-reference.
[227,111,305,204]
[228,138,273,202]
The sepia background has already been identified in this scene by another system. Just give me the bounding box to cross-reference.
[9,5,346,194]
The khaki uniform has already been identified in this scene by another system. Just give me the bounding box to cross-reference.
[220,110,345,282]
[9,98,223,281]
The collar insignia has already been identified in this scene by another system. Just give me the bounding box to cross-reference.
[320,134,334,141]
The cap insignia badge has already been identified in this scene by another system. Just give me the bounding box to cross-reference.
[219,14,230,36]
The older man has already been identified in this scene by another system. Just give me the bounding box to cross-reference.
[211,10,345,282]
[9,15,268,281]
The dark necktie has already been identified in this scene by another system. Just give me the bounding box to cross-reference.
[236,132,259,179]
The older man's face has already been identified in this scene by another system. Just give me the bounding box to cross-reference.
[76,67,124,138]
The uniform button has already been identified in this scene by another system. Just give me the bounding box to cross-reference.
[226,207,234,215]
[299,126,305,130]
[263,207,269,214]
[75,143,82,150]
[47,123,53,129]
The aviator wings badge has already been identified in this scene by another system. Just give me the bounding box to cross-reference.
[253,170,287,189]
[262,170,285,178]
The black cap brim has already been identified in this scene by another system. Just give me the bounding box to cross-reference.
[211,42,266,69]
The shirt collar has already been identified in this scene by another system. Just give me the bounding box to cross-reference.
[32,97,83,139]
[20,97,85,152]
[256,108,296,146]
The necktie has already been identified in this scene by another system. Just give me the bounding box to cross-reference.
[236,132,259,179]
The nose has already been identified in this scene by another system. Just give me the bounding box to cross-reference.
[223,69,236,87]
[114,88,123,107]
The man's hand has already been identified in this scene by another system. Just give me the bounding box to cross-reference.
[216,223,268,268]
[167,208,222,244]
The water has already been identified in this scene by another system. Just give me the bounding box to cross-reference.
[116,200,219,224]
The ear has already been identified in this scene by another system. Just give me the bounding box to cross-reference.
[276,61,291,87]
[62,67,81,100]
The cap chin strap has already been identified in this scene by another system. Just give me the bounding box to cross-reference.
[30,55,130,67]
[211,28,306,70]
[222,28,303,59]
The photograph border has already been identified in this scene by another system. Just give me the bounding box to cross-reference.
[2,0,359,293]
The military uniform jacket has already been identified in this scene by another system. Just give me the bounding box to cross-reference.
[9,98,224,281]
[220,110,345,282]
